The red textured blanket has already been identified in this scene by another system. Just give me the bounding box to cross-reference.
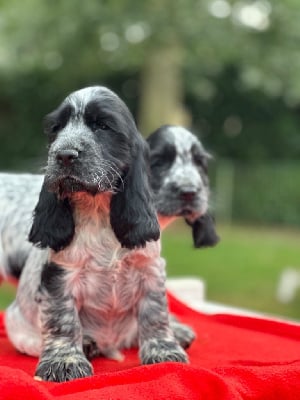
[1,294,300,400]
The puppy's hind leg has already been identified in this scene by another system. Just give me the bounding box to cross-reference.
[5,300,42,357]
[169,314,196,350]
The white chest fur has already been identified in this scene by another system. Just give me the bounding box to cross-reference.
[50,193,163,353]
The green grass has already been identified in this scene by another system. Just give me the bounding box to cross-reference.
[0,222,299,320]
[0,282,16,310]
[162,221,300,320]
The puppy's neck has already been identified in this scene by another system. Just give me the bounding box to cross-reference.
[157,214,178,230]
[158,211,204,230]
[70,192,112,222]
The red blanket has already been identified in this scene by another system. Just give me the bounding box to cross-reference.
[1,294,300,400]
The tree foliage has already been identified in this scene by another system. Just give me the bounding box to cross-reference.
[0,0,300,168]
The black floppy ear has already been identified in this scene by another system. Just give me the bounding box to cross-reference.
[28,181,75,252]
[110,138,160,249]
[186,213,220,249]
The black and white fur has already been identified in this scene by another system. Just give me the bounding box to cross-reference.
[4,87,189,382]
[0,173,44,282]
[147,125,219,248]
[0,125,218,284]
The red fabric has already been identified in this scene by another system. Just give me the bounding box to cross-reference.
[1,293,300,400]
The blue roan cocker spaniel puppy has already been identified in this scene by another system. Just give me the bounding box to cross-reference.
[4,87,190,382]
[147,125,219,248]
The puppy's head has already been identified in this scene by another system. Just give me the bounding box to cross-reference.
[147,125,219,248]
[29,86,160,251]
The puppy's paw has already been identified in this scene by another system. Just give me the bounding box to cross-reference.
[83,335,101,360]
[140,338,188,364]
[171,321,196,349]
[35,352,93,382]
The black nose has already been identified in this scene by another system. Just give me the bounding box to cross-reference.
[56,149,79,166]
[179,188,197,202]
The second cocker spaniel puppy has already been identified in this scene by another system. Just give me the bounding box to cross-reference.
[147,125,219,248]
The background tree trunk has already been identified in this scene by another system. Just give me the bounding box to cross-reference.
[138,42,191,136]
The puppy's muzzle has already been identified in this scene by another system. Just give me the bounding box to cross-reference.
[46,148,89,194]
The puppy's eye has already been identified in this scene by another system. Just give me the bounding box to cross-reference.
[91,120,109,132]
[44,123,60,142]
[152,157,165,168]
[193,153,204,165]
[44,121,60,136]
[51,123,61,133]
[193,154,208,172]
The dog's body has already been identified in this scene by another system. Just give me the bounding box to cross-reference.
[147,125,219,248]
[4,87,189,382]
[0,173,43,282]
[7,191,170,361]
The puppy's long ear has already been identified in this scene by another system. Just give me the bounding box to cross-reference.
[28,181,75,252]
[110,137,160,249]
[186,213,220,249]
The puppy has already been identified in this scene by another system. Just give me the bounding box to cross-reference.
[4,87,189,382]
[147,125,219,248]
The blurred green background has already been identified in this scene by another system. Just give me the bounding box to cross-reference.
[0,0,299,318]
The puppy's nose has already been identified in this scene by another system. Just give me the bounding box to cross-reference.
[179,188,197,202]
[56,149,79,166]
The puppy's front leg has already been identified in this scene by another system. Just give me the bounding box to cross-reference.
[138,270,188,364]
[35,262,93,382]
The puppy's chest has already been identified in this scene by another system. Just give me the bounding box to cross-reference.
[69,261,144,315]
[53,209,122,268]
[53,211,145,313]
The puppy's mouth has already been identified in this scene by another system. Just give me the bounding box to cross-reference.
[45,175,100,196]
[156,197,207,219]
[176,204,203,217]
[180,208,195,217]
